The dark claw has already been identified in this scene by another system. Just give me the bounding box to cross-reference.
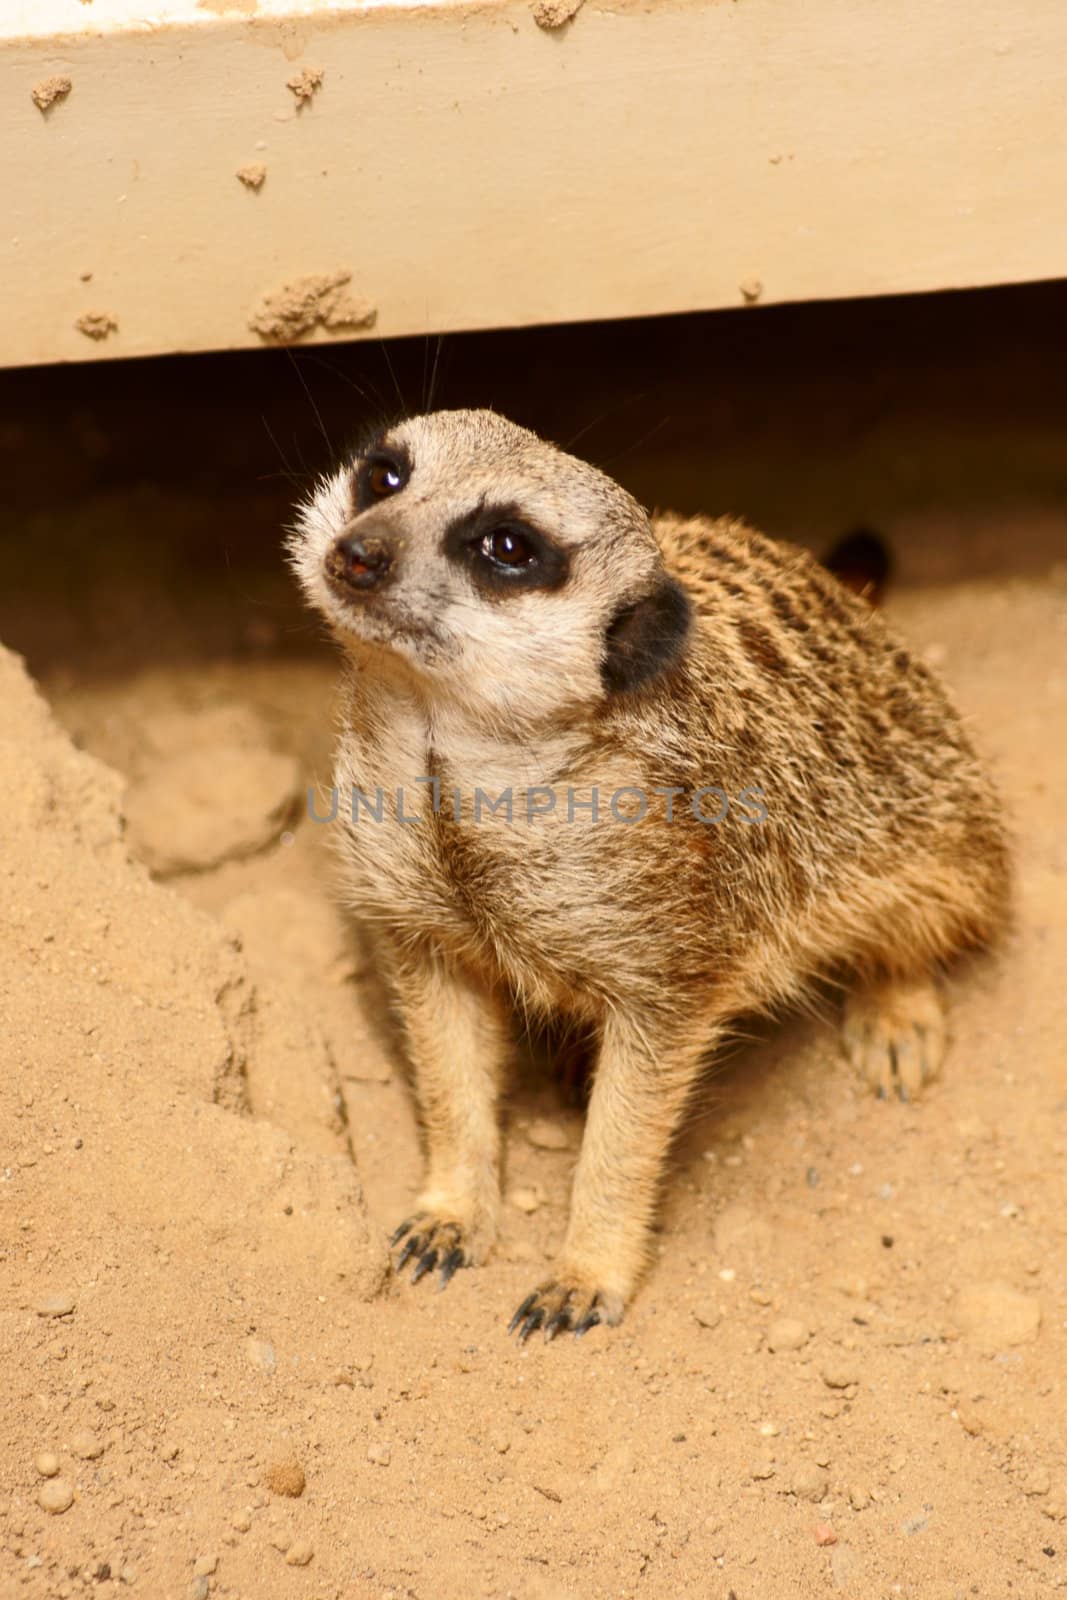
[508,1292,539,1335]
[390,1218,415,1247]
[543,1307,572,1342]
[574,1307,602,1338]
[438,1246,465,1288]
[876,1085,887,1101]
[411,1247,438,1284]
[396,1235,420,1271]
[518,1308,546,1343]
[898,1084,909,1103]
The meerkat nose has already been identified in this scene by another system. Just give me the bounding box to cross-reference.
[325,529,393,592]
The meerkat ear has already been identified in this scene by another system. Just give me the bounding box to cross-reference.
[601,576,692,694]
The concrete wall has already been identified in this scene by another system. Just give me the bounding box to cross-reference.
[3,0,1066,367]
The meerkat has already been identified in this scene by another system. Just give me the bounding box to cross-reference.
[289,409,1009,1341]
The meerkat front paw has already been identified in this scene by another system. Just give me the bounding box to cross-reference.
[390,1207,494,1290]
[507,1266,626,1343]
[842,977,947,1102]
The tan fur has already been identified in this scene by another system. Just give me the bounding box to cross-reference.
[289,409,1010,1339]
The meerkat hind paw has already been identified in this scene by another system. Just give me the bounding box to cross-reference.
[842,977,947,1102]
[390,1214,471,1290]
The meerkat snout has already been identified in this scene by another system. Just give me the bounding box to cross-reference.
[325,524,394,594]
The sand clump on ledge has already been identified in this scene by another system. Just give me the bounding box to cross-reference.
[247,271,376,344]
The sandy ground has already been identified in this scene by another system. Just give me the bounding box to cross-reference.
[1,286,1066,1599]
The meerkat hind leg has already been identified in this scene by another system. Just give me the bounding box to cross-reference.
[842,975,947,1102]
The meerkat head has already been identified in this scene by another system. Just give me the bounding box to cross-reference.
[288,408,691,723]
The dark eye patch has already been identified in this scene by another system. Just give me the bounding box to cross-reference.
[442,502,569,596]
[353,439,411,511]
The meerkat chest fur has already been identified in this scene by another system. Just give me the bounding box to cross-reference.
[332,669,627,1000]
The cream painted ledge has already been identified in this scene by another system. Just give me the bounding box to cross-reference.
[2,0,1066,367]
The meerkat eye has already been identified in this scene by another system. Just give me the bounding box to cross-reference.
[367,457,405,498]
[444,505,568,592]
[353,443,411,511]
[483,526,535,567]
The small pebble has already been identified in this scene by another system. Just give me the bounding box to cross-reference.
[71,1429,103,1460]
[35,1452,60,1478]
[791,1461,829,1501]
[236,162,267,190]
[955,1403,985,1436]
[830,1545,859,1586]
[814,1521,838,1546]
[34,1292,75,1318]
[848,1484,871,1511]
[38,1478,74,1515]
[232,1512,251,1532]
[832,1275,869,1299]
[952,1280,1042,1354]
[285,1539,314,1567]
[750,1458,776,1481]
[193,1555,218,1577]
[508,1187,541,1214]
[265,1456,305,1498]
[244,1337,276,1374]
[188,1579,209,1600]
[821,1360,860,1389]
[1025,1468,1052,1497]
[366,1442,392,1466]
[692,1304,722,1331]
[767,1317,809,1353]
